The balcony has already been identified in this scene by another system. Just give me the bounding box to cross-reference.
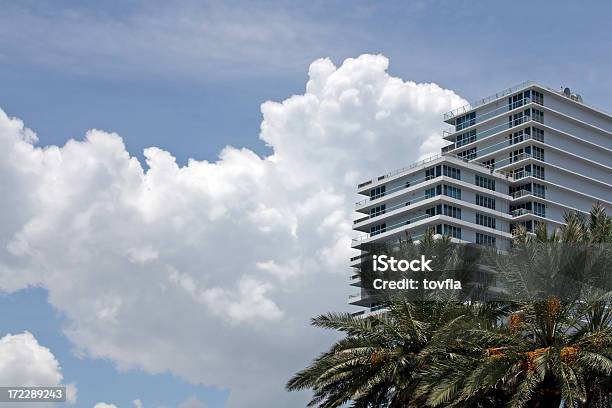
[511,189,545,200]
[443,116,533,148]
[356,159,512,210]
[473,132,544,161]
[356,154,445,194]
[447,97,533,133]
[444,81,534,121]
[511,189,531,199]
[510,208,533,217]
[354,193,432,226]
[352,214,433,245]
[356,174,435,208]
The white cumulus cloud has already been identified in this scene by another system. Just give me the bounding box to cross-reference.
[0,54,465,406]
[0,332,77,404]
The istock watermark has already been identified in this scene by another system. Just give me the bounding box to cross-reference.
[370,255,462,291]
[372,255,432,272]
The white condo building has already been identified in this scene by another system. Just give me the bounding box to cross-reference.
[350,81,612,313]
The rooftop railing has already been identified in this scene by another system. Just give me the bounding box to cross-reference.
[444,81,534,120]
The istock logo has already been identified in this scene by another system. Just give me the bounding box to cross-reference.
[372,255,433,272]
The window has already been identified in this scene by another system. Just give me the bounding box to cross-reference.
[533,146,544,161]
[476,233,496,246]
[456,112,476,131]
[509,93,525,110]
[370,223,386,236]
[510,148,525,163]
[533,202,546,217]
[443,204,462,219]
[425,165,442,180]
[370,204,386,218]
[481,158,496,168]
[476,194,496,210]
[443,165,461,180]
[509,110,529,127]
[370,185,386,199]
[425,186,439,198]
[509,130,525,145]
[426,205,441,216]
[532,108,544,123]
[532,90,544,105]
[475,174,495,191]
[456,129,477,147]
[533,183,546,198]
[476,213,496,229]
[443,185,461,200]
[532,127,544,142]
[457,147,477,160]
[436,224,462,239]
[533,164,545,180]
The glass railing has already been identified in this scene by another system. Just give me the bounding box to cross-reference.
[510,208,533,217]
[511,190,545,199]
[444,81,534,120]
[448,97,533,133]
[444,131,546,167]
[354,194,430,224]
[512,170,544,181]
[356,153,444,190]
[511,189,530,199]
[352,214,433,243]
[475,132,541,158]
[356,174,433,207]
[443,116,533,144]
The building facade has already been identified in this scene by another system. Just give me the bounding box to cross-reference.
[350,81,612,313]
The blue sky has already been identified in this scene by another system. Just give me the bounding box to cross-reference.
[0,1,611,407]
[2,0,611,166]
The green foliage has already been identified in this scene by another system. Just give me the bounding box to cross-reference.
[288,205,612,407]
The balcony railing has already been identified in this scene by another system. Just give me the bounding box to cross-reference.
[444,81,534,120]
[356,158,510,209]
[356,154,444,191]
[511,189,546,200]
[443,116,533,146]
[352,214,433,243]
[510,208,533,217]
[447,97,533,133]
[511,189,530,199]
[356,174,434,207]
[354,194,430,223]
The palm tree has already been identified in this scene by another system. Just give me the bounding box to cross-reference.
[288,205,612,407]
[287,229,503,407]
[287,296,506,407]
[419,205,612,408]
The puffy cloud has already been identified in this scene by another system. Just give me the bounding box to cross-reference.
[0,332,77,404]
[94,404,118,408]
[0,54,465,406]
